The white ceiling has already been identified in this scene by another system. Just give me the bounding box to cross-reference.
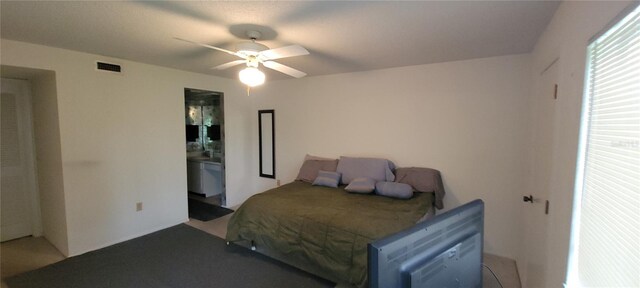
[0,1,560,80]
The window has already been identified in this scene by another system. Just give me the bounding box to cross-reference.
[568,4,640,287]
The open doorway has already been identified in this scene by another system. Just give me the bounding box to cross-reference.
[1,78,41,242]
[1,65,67,254]
[184,88,229,220]
[1,66,68,281]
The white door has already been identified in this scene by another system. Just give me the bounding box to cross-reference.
[521,61,558,287]
[1,78,40,242]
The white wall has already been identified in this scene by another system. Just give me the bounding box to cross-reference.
[251,54,532,259]
[518,1,634,287]
[0,39,256,256]
[4,0,630,269]
[30,71,69,256]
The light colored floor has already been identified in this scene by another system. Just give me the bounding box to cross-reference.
[484,253,522,288]
[1,210,521,288]
[185,212,233,239]
[0,236,65,288]
[188,193,222,206]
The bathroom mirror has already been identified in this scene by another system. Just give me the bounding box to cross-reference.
[259,110,275,178]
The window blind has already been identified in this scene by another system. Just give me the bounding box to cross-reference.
[572,5,640,287]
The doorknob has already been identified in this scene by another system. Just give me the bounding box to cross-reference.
[523,195,534,203]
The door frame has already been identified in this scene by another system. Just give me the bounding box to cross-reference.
[519,58,559,287]
[1,78,43,239]
[184,88,226,206]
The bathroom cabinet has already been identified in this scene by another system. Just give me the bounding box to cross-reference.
[187,160,222,197]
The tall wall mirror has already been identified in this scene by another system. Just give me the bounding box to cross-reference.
[259,110,275,178]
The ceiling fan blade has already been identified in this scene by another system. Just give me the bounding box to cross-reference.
[259,45,309,61]
[212,60,246,70]
[174,37,243,58]
[263,61,307,78]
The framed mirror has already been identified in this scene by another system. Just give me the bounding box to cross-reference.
[259,110,275,178]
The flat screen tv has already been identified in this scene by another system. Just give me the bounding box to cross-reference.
[368,199,484,288]
[207,125,221,141]
[186,125,199,142]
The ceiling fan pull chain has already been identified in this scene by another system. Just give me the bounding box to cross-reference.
[247,86,251,96]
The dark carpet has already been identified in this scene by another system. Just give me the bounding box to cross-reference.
[188,198,234,221]
[5,224,334,288]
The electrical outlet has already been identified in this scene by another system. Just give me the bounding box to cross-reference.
[276,179,281,187]
[136,202,143,211]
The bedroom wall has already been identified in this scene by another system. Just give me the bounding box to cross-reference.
[518,1,634,287]
[30,70,69,256]
[0,39,255,256]
[251,54,532,259]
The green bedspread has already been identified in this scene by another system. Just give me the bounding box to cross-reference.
[226,181,433,287]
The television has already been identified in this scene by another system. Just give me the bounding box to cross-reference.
[368,199,484,288]
[186,125,199,142]
[207,125,221,141]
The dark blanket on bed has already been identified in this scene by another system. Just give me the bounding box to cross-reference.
[226,181,433,287]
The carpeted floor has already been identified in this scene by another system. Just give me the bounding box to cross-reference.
[188,198,234,221]
[5,224,334,288]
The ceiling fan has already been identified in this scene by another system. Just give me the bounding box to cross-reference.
[175,31,309,87]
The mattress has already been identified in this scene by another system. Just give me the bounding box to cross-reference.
[226,181,433,287]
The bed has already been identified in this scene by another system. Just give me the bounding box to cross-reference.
[226,180,435,287]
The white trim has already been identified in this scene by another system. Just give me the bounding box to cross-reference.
[67,219,189,257]
[21,79,44,237]
[565,47,592,288]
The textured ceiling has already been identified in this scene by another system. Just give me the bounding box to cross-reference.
[0,1,560,80]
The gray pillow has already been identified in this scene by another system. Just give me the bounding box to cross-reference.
[296,159,339,183]
[345,177,376,194]
[304,154,336,161]
[312,170,341,188]
[375,181,413,199]
[336,156,396,184]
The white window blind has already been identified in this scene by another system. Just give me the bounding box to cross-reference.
[569,4,640,287]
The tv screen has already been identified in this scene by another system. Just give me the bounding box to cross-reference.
[186,125,199,142]
[207,125,221,141]
[368,199,484,288]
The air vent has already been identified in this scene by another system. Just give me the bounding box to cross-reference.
[96,61,121,73]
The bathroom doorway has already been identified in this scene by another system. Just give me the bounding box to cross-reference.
[184,88,226,207]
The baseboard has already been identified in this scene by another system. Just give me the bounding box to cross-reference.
[67,219,189,257]
[514,258,524,287]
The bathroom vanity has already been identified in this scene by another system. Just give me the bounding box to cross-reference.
[187,156,223,197]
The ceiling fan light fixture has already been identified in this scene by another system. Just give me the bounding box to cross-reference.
[239,67,265,87]
[174,32,308,87]
[236,41,269,58]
